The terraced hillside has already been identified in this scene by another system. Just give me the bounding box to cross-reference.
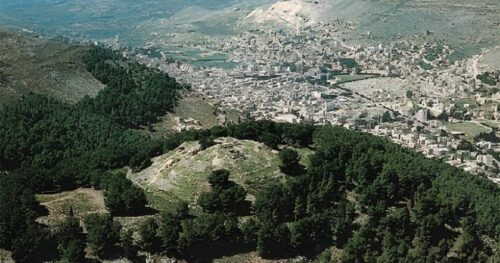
[0,29,104,108]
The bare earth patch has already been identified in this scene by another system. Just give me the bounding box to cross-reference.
[36,188,107,227]
[214,251,298,263]
[0,249,14,263]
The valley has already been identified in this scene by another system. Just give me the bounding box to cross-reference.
[136,21,500,180]
[0,1,499,263]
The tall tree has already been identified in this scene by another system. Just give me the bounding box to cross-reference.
[55,208,85,262]
[84,213,121,258]
[139,217,160,252]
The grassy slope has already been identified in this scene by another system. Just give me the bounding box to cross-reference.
[0,29,105,109]
[35,187,153,234]
[214,251,293,263]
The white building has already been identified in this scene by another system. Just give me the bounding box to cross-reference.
[416,108,428,122]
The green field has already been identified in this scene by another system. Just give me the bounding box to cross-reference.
[455,98,478,110]
[480,120,500,129]
[446,122,491,140]
[291,146,315,167]
[36,188,107,227]
[335,74,378,84]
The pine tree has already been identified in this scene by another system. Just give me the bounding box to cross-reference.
[55,207,85,262]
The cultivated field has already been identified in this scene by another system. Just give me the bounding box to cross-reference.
[446,122,491,140]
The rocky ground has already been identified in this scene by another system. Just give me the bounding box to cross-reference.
[127,137,291,212]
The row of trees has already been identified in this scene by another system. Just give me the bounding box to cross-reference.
[474,130,500,143]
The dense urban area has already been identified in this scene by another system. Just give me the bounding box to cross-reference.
[133,21,500,181]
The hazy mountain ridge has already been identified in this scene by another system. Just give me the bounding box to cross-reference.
[2,0,497,58]
[0,0,275,46]
[244,0,500,57]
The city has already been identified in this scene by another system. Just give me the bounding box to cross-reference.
[133,22,500,181]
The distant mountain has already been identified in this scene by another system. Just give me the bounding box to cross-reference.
[244,0,500,58]
[0,0,275,46]
[3,0,497,59]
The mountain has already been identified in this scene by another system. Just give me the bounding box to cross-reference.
[0,0,275,46]
[0,2,499,263]
[2,0,498,60]
[244,0,500,58]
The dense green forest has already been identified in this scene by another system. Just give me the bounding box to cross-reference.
[83,47,183,128]
[0,46,498,262]
[0,46,183,191]
[136,122,499,262]
[0,46,183,262]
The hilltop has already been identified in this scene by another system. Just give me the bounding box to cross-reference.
[128,137,313,211]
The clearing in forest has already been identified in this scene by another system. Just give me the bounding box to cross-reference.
[128,137,311,211]
[36,188,107,227]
